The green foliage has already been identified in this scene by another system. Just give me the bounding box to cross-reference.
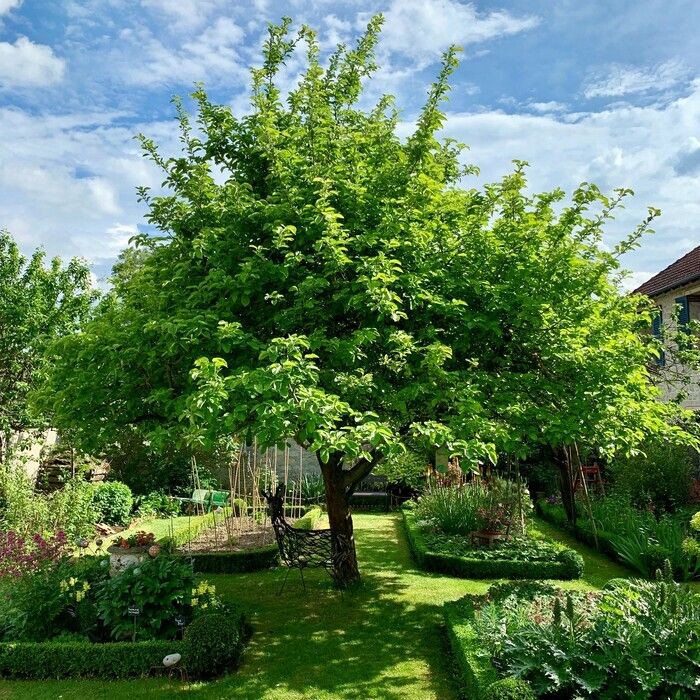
[538,496,700,580]
[415,478,529,536]
[0,556,109,642]
[95,556,196,640]
[374,450,428,489]
[0,230,95,460]
[37,17,697,495]
[482,679,536,700]
[467,571,700,699]
[289,474,325,503]
[403,509,583,580]
[293,506,322,531]
[92,481,133,526]
[183,610,245,679]
[608,439,699,512]
[134,491,181,518]
[0,639,183,679]
[0,469,96,541]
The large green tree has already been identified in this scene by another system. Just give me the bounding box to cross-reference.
[38,18,696,584]
[0,230,94,464]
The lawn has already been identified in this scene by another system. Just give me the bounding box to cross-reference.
[0,512,636,700]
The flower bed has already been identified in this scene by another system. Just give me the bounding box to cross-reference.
[444,573,700,699]
[403,508,583,579]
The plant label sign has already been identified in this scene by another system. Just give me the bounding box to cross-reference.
[128,607,141,616]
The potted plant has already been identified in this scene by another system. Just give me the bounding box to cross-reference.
[107,531,158,576]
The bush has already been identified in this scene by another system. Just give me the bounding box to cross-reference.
[608,440,698,512]
[183,610,245,679]
[374,450,428,490]
[468,570,700,699]
[0,639,182,679]
[483,679,536,700]
[95,556,219,641]
[134,491,180,518]
[92,481,133,526]
[293,506,322,531]
[0,469,96,541]
[415,478,530,536]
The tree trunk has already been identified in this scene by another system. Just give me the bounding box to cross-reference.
[320,457,361,588]
[553,446,576,525]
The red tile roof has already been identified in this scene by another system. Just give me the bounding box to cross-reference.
[634,244,700,297]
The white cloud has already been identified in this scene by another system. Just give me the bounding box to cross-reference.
[430,81,700,280]
[527,101,567,114]
[377,0,539,60]
[116,17,246,87]
[583,59,689,99]
[0,107,179,264]
[141,0,225,31]
[0,0,21,16]
[0,37,65,88]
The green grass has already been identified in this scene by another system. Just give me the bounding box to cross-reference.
[88,512,220,553]
[0,513,638,699]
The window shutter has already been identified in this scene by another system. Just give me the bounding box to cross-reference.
[675,296,690,332]
[652,307,665,367]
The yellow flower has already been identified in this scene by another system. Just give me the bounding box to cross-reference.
[201,602,208,610]
[191,598,199,607]
[82,582,90,591]
[59,580,68,592]
[69,577,76,587]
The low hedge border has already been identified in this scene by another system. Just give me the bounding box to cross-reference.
[0,611,247,680]
[403,509,583,580]
[159,508,230,552]
[444,597,535,700]
[177,506,323,573]
[535,499,621,562]
[186,545,279,574]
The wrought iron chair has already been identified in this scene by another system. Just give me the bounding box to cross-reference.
[262,484,335,594]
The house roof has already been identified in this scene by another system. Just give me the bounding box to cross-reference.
[634,244,700,297]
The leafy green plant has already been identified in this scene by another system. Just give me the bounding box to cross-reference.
[92,481,133,526]
[134,491,180,518]
[95,555,219,641]
[415,482,490,535]
[183,610,245,679]
[289,474,325,504]
[471,567,700,698]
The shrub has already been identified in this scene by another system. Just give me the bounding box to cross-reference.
[483,678,536,700]
[415,478,530,537]
[92,481,133,526]
[95,556,219,640]
[415,482,490,535]
[0,530,68,579]
[0,469,96,541]
[608,440,698,512]
[470,569,700,699]
[0,639,182,679]
[293,506,322,531]
[134,491,180,518]
[183,610,244,679]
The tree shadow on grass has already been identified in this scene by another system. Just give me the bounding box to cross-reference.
[182,513,466,700]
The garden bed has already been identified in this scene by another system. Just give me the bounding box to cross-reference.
[444,576,700,699]
[176,506,323,573]
[403,508,583,579]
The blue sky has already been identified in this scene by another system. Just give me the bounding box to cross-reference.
[1,0,699,288]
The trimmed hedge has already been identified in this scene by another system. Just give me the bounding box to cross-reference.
[293,506,323,531]
[0,610,247,680]
[187,545,279,573]
[0,640,181,679]
[444,597,536,700]
[159,508,229,552]
[403,509,583,580]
